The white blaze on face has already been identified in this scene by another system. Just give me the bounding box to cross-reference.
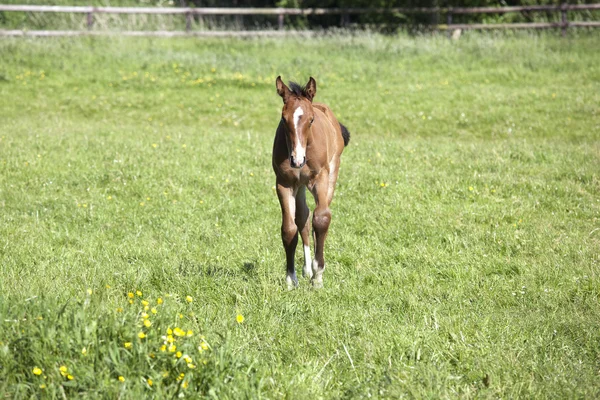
[292,106,305,162]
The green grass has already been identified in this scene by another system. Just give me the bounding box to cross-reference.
[0,32,599,398]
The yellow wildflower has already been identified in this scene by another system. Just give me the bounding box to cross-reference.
[142,312,149,319]
[183,355,192,363]
[144,320,152,328]
[176,351,182,358]
[151,308,157,314]
[141,300,149,306]
[147,378,153,386]
[236,314,245,324]
[87,288,93,295]
[200,342,209,351]
[116,307,123,312]
[182,380,189,389]
[59,366,68,376]
[185,295,193,303]
[127,292,134,299]
[167,328,173,335]
[173,327,185,337]
[136,290,142,297]
[124,342,132,349]
[138,332,146,339]
[186,330,193,337]
[67,374,74,380]
[157,297,163,304]
[160,345,166,352]
[168,344,176,353]
[32,367,43,375]
[118,376,125,382]
[81,347,87,355]
[39,384,46,389]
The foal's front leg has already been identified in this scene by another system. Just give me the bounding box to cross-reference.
[276,182,298,289]
[295,187,312,279]
[310,174,332,289]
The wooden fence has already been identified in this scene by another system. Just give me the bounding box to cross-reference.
[0,3,599,37]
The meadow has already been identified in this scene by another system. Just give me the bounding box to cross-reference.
[0,32,599,398]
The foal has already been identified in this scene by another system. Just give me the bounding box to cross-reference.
[272,76,350,288]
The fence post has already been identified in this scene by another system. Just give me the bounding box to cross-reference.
[561,3,568,37]
[186,11,192,32]
[446,8,452,38]
[278,13,284,30]
[341,11,349,28]
[86,7,94,30]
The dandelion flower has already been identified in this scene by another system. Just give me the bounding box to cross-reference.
[138,332,146,339]
[183,355,192,363]
[59,366,68,376]
[87,288,93,295]
[200,342,209,351]
[124,342,132,349]
[81,347,87,355]
[185,295,193,303]
[39,384,46,389]
[32,367,43,375]
[142,312,149,319]
[136,290,142,297]
[118,376,125,382]
[167,328,173,335]
[127,292,134,299]
[151,308,157,314]
[144,320,152,328]
[147,378,153,386]
[176,351,182,358]
[157,297,163,305]
[168,344,177,353]
[236,314,245,324]
[182,380,189,389]
[141,300,149,306]
[186,330,193,337]
[160,345,167,352]
[67,374,74,380]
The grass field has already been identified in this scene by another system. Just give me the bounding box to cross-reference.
[0,32,599,398]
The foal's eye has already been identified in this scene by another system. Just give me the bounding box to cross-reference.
[310,117,314,124]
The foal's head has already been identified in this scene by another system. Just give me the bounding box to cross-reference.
[276,76,317,169]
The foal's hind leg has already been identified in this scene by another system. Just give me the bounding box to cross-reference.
[295,187,312,279]
[276,182,298,289]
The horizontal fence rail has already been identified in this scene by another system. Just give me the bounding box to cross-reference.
[0,3,599,36]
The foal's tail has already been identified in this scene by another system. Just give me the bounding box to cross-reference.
[339,123,351,147]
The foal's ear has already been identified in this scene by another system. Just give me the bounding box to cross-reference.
[276,76,291,103]
[305,77,316,101]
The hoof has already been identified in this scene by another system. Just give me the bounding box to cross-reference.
[311,278,323,289]
[286,273,298,290]
[303,265,313,279]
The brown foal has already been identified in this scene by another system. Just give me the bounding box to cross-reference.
[272,76,350,288]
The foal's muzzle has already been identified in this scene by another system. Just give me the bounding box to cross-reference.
[290,156,306,169]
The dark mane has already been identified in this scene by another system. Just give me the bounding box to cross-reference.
[288,81,310,98]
